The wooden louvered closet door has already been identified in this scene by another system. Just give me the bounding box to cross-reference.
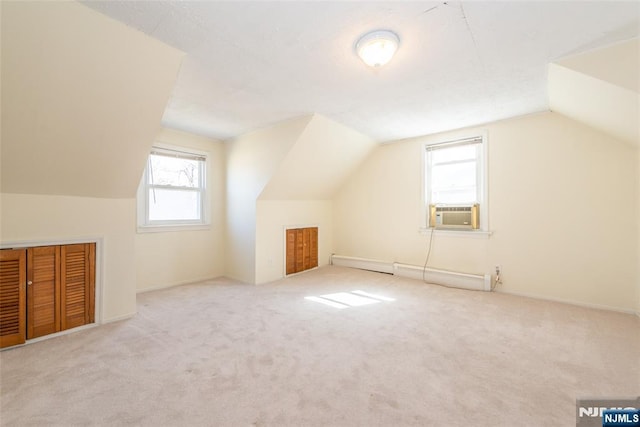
[61,243,95,330]
[295,229,305,273]
[0,249,26,348]
[285,227,318,275]
[308,228,318,268]
[286,230,297,275]
[0,243,95,349]
[27,246,61,339]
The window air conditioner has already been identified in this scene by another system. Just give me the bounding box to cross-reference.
[429,204,479,230]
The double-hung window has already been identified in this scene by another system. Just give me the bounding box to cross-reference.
[138,145,208,229]
[424,135,488,231]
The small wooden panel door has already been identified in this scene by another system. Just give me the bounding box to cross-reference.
[0,249,26,348]
[27,246,61,339]
[286,227,318,275]
[61,243,95,330]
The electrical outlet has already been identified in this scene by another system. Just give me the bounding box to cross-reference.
[494,265,502,285]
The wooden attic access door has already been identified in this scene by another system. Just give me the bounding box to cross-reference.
[27,245,61,339]
[286,227,318,275]
[0,243,95,349]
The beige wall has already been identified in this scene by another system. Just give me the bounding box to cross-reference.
[637,148,640,314]
[549,63,639,146]
[255,200,332,284]
[135,128,226,292]
[0,2,184,323]
[225,117,312,283]
[0,1,182,198]
[549,39,639,147]
[260,114,376,200]
[254,115,373,284]
[0,194,137,322]
[557,39,638,93]
[334,112,638,312]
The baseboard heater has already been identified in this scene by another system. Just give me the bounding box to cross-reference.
[330,255,394,274]
[330,255,491,292]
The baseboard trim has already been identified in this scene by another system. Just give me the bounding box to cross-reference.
[136,276,221,294]
[102,311,137,323]
[495,288,638,316]
[283,266,320,280]
[1,322,101,352]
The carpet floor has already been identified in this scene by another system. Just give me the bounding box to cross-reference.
[1,266,638,426]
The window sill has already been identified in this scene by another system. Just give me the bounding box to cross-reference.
[137,224,210,234]
[418,227,492,239]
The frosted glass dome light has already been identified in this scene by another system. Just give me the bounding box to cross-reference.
[356,30,400,67]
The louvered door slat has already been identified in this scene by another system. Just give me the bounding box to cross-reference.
[0,250,26,348]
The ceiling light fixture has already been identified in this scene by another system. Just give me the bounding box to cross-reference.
[355,30,400,68]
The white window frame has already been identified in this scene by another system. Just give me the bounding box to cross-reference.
[421,133,489,235]
[137,143,210,233]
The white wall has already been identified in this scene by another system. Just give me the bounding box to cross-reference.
[135,128,226,292]
[255,200,332,284]
[225,116,312,283]
[334,112,638,312]
[0,194,137,322]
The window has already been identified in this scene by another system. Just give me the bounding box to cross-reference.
[138,145,208,229]
[424,135,488,231]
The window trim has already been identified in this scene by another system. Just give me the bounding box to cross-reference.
[421,132,489,233]
[137,142,210,233]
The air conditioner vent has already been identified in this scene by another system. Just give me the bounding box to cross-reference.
[429,204,479,229]
[436,206,472,212]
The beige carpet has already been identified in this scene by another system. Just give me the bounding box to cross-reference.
[1,266,638,426]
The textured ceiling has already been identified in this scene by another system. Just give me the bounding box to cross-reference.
[83,1,639,142]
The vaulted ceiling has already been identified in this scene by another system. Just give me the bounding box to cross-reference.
[83,1,640,143]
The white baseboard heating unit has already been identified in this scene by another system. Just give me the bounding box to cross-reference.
[330,255,491,292]
[330,255,394,274]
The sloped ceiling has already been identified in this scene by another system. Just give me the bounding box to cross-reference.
[227,116,313,204]
[259,114,375,200]
[549,39,639,146]
[82,1,639,142]
[0,1,183,198]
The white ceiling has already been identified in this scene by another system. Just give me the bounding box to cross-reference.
[83,1,639,142]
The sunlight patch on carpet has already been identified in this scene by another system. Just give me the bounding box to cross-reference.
[305,290,395,309]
